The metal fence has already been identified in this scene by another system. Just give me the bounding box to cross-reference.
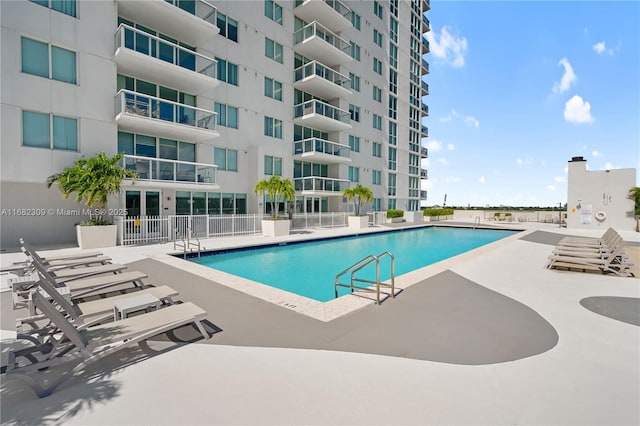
[115,212,374,245]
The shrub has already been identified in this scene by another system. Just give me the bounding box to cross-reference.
[423,208,454,217]
[387,209,404,218]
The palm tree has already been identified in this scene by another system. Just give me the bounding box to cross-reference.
[47,152,136,224]
[254,175,296,219]
[343,184,374,216]
[629,186,640,215]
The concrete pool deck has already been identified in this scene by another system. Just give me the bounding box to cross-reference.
[1,221,639,425]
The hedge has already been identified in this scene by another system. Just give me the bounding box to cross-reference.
[422,208,454,217]
[386,209,404,218]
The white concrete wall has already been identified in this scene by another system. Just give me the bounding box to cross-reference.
[566,158,637,231]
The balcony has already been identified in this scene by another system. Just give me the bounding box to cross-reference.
[114,24,219,95]
[116,0,218,46]
[422,14,430,33]
[420,190,428,199]
[294,176,350,195]
[421,80,429,95]
[422,57,429,74]
[421,125,429,137]
[294,0,351,33]
[293,138,351,164]
[293,99,351,132]
[422,0,430,12]
[293,21,351,67]
[420,168,428,179]
[122,155,219,190]
[421,147,428,157]
[422,36,430,53]
[115,90,219,144]
[421,103,429,116]
[294,61,351,100]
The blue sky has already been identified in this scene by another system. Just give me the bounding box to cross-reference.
[422,1,640,207]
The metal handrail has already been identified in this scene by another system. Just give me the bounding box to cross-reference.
[335,251,395,304]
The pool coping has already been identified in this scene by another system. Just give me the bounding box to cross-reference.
[152,225,534,322]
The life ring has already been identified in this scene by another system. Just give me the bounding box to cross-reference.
[595,211,606,222]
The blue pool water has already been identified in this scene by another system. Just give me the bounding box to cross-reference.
[189,227,517,302]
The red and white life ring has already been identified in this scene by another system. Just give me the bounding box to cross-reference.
[595,211,607,222]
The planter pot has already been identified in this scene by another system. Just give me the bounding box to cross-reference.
[261,219,290,237]
[386,217,403,223]
[403,211,423,223]
[348,215,369,229]
[423,216,438,222]
[76,224,117,249]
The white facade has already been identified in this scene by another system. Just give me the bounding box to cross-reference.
[566,157,637,231]
[0,0,430,248]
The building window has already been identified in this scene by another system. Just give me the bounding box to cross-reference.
[389,69,398,94]
[373,86,382,102]
[348,166,360,183]
[373,57,383,75]
[264,77,283,101]
[29,0,76,17]
[348,135,360,152]
[390,17,398,43]
[373,29,383,47]
[265,37,283,63]
[372,198,382,211]
[389,43,398,69]
[265,0,283,24]
[388,173,396,196]
[264,155,282,176]
[217,13,238,42]
[21,37,76,84]
[372,170,381,185]
[372,142,381,157]
[349,73,360,92]
[264,116,283,139]
[388,147,397,170]
[23,110,77,151]
[350,11,361,30]
[348,104,360,122]
[214,147,238,171]
[214,102,238,129]
[349,42,360,61]
[374,1,383,19]
[388,95,397,120]
[215,58,239,86]
[387,199,396,210]
[388,121,397,145]
[373,114,382,130]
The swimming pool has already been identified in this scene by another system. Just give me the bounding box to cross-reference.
[189,227,517,302]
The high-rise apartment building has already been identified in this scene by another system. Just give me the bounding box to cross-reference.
[0,0,430,247]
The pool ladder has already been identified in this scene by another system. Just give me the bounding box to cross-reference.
[334,252,395,305]
[173,227,201,259]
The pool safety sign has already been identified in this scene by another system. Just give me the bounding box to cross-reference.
[580,204,592,225]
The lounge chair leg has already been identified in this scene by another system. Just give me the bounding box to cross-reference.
[194,320,209,339]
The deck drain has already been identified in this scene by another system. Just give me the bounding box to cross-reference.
[280,302,297,309]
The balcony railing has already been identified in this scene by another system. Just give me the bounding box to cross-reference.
[295,0,351,19]
[294,21,350,55]
[164,0,217,26]
[421,147,428,157]
[294,60,350,87]
[422,37,430,52]
[420,168,428,179]
[422,0,430,11]
[122,154,217,185]
[294,99,350,124]
[422,14,430,30]
[421,57,429,74]
[421,81,429,94]
[116,89,217,131]
[115,23,217,79]
[420,190,428,199]
[294,176,349,193]
[421,103,429,116]
[421,125,429,137]
[294,138,350,159]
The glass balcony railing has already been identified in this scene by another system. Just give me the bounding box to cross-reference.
[422,57,429,73]
[116,89,217,132]
[421,125,429,136]
[421,147,429,157]
[164,0,218,26]
[422,14,430,30]
[293,21,350,55]
[294,0,351,21]
[421,103,429,116]
[115,23,217,79]
[294,60,350,87]
[294,99,350,124]
[294,176,349,193]
[294,138,350,159]
[420,168,428,179]
[422,37,430,52]
[420,190,428,199]
[422,0,430,11]
[421,81,429,94]
[122,154,217,185]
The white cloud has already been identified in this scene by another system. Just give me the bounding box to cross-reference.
[437,158,450,165]
[546,185,556,191]
[554,176,566,183]
[516,157,532,167]
[426,26,468,68]
[563,166,568,174]
[516,158,523,166]
[593,41,606,54]
[439,114,453,123]
[447,144,455,151]
[445,176,462,183]
[442,109,480,128]
[479,176,485,184]
[426,140,442,152]
[592,150,603,157]
[464,115,480,128]
[564,95,594,123]
[552,57,577,94]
